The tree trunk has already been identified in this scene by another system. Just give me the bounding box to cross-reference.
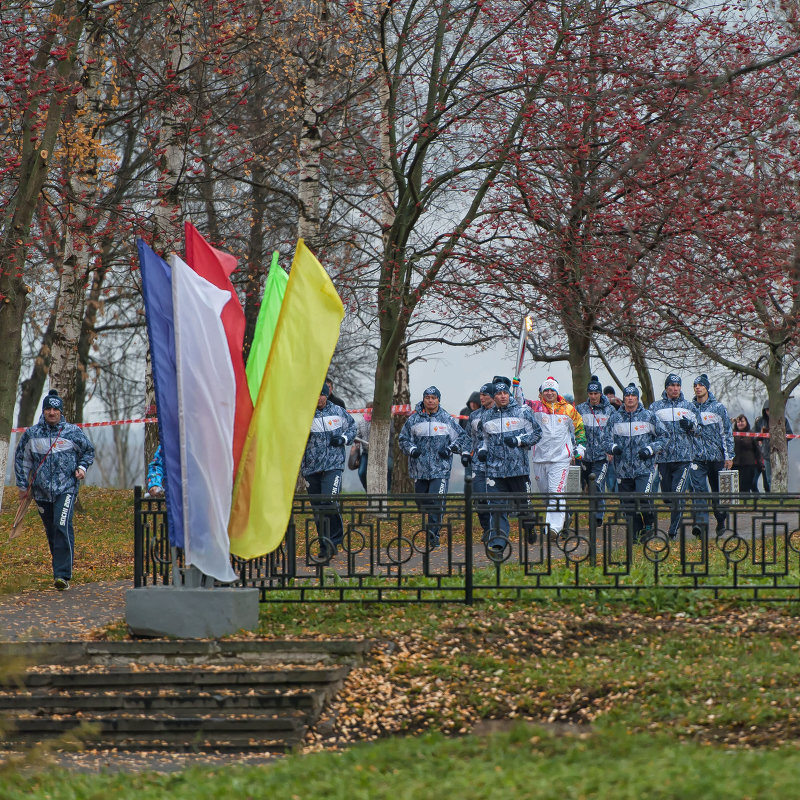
[145,0,193,470]
[629,338,655,407]
[391,344,413,494]
[0,0,86,510]
[17,302,58,429]
[243,162,267,358]
[74,256,109,424]
[49,20,106,421]
[565,323,592,404]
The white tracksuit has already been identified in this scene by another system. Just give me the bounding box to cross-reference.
[526,397,587,534]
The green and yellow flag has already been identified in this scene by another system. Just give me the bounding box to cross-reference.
[245,251,287,405]
[228,240,344,559]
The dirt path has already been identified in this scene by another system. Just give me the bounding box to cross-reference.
[0,580,128,641]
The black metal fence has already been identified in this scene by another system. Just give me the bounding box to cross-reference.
[133,479,800,604]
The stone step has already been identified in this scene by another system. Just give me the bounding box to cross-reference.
[0,638,372,753]
[4,712,307,751]
[16,665,349,690]
[0,639,373,666]
[0,687,320,714]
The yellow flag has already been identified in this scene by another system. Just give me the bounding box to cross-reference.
[228,241,344,559]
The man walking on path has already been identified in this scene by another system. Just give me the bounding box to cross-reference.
[526,376,586,537]
[399,386,468,549]
[14,390,95,590]
[603,384,666,543]
[649,374,701,539]
[301,384,357,560]
[462,382,495,542]
[689,374,734,537]
[476,379,541,554]
[576,375,614,524]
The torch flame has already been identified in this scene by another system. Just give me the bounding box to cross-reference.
[525,315,533,332]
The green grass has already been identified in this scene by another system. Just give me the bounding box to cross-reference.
[3,488,800,795]
[4,725,800,798]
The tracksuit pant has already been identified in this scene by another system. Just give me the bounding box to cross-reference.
[581,458,608,522]
[532,461,570,534]
[37,492,75,580]
[618,469,658,540]
[306,470,344,546]
[414,477,449,542]
[486,474,533,545]
[658,461,691,538]
[472,472,491,541]
[690,460,728,530]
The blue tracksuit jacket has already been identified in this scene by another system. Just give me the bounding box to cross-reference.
[466,406,492,476]
[301,401,357,476]
[602,402,667,480]
[649,391,701,463]
[576,395,614,462]
[399,402,468,480]
[691,391,734,462]
[477,400,541,478]
[15,414,95,502]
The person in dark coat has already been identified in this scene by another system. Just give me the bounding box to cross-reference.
[733,414,762,493]
[459,391,481,430]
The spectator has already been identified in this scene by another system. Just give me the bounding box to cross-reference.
[463,382,495,543]
[475,378,541,554]
[689,374,734,537]
[604,385,622,410]
[526,376,587,537]
[325,376,346,409]
[14,390,95,591]
[301,384,357,561]
[649,374,700,539]
[459,391,481,430]
[576,375,614,524]
[733,414,761,493]
[354,403,393,492]
[753,401,793,493]
[603,383,666,543]
[399,386,468,549]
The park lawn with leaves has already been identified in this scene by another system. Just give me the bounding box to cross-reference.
[253,600,800,752]
[0,487,134,594]
[3,488,800,794]
[5,724,800,799]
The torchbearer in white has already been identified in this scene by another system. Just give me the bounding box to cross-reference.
[526,376,587,537]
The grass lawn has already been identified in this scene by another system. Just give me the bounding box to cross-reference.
[5,725,800,799]
[0,487,134,594]
[3,488,800,796]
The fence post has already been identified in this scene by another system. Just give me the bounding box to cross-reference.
[464,469,474,606]
[133,485,144,588]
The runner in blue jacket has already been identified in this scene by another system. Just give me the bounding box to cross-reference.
[602,384,666,542]
[576,375,614,524]
[14,390,94,590]
[399,386,468,548]
[689,374,734,536]
[475,379,542,554]
[649,374,702,539]
[462,382,495,542]
[301,384,357,560]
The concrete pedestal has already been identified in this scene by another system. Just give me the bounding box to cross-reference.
[126,586,259,638]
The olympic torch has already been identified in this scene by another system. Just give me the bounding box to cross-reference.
[512,315,533,402]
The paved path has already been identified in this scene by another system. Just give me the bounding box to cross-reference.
[0,580,129,641]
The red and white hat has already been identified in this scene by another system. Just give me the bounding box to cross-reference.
[541,376,559,392]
